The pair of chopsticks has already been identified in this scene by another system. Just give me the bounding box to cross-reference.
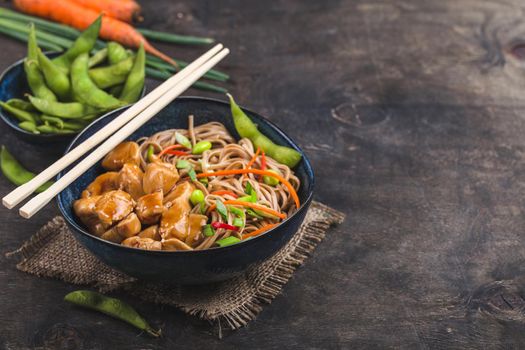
[2,44,230,218]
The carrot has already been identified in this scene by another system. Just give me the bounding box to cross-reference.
[197,169,300,209]
[208,200,287,220]
[69,0,142,23]
[244,147,260,179]
[242,224,277,239]
[13,0,178,67]
[211,190,238,198]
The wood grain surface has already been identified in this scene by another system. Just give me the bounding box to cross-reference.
[2,0,525,348]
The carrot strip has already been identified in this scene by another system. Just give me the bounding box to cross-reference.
[243,147,261,179]
[197,169,300,209]
[246,147,261,170]
[211,190,238,198]
[159,144,186,157]
[242,224,277,239]
[208,200,286,220]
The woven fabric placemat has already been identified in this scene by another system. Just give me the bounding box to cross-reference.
[6,201,344,330]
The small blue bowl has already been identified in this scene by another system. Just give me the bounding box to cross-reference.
[0,52,145,143]
[57,97,315,284]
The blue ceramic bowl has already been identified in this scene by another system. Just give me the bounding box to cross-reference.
[57,97,315,284]
[0,52,145,143]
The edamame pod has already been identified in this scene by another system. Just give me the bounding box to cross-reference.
[27,24,38,61]
[0,101,37,123]
[88,55,135,89]
[227,94,302,168]
[6,98,36,112]
[88,48,108,68]
[0,146,52,192]
[107,42,129,65]
[37,50,71,100]
[37,124,76,134]
[41,115,64,129]
[64,290,160,337]
[53,15,102,71]
[28,95,99,119]
[24,59,57,102]
[120,43,145,103]
[71,53,126,109]
[18,121,39,134]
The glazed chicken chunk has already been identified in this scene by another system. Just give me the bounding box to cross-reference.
[81,172,119,198]
[135,191,164,225]
[117,163,144,200]
[73,195,108,236]
[138,225,161,240]
[121,236,162,250]
[159,182,194,241]
[94,190,135,226]
[101,142,140,171]
[142,162,179,194]
[101,213,142,243]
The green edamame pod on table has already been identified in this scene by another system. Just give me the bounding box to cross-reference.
[120,43,145,103]
[107,42,129,65]
[88,48,108,68]
[24,59,57,102]
[37,50,71,100]
[28,95,99,119]
[0,146,52,192]
[6,98,36,112]
[64,290,160,337]
[227,93,302,168]
[18,121,39,134]
[88,55,135,89]
[0,101,38,123]
[71,53,126,109]
[53,15,102,71]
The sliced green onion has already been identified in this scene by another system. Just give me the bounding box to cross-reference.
[175,132,192,150]
[199,177,209,186]
[137,28,214,46]
[216,236,241,247]
[233,217,244,228]
[188,168,197,181]
[203,224,215,237]
[228,205,245,217]
[146,145,154,162]
[176,159,190,169]
[246,208,263,219]
[215,199,228,220]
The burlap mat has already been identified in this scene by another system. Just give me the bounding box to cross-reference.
[6,201,344,330]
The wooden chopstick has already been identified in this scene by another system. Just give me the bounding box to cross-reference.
[2,44,225,210]
[19,47,230,219]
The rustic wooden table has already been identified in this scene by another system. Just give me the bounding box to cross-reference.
[2,0,525,348]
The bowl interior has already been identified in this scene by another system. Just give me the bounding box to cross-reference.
[57,97,315,248]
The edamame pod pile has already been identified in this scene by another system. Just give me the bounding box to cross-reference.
[0,17,145,135]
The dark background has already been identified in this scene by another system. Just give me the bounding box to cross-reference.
[2,0,525,348]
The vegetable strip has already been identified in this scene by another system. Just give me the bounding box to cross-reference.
[211,190,238,198]
[208,200,287,220]
[197,169,300,209]
[242,223,278,239]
